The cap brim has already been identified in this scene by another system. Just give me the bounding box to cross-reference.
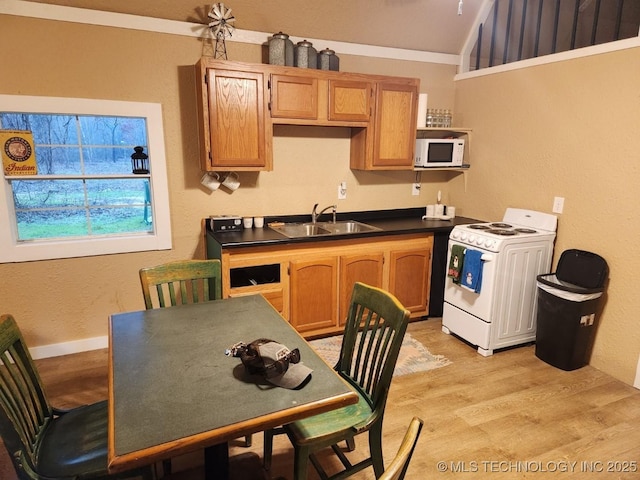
[267,362,313,389]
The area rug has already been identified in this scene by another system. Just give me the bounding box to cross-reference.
[308,332,451,377]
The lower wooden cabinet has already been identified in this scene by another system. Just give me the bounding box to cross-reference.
[339,252,384,326]
[389,247,431,314]
[220,234,432,338]
[289,256,338,332]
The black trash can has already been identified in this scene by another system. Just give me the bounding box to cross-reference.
[535,249,608,371]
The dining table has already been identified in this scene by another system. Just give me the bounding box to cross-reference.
[107,294,358,479]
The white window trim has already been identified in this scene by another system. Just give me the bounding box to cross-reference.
[0,95,172,263]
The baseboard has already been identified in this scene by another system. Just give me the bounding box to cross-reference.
[29,335,108,360]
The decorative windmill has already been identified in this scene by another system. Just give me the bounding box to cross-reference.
[208,3,235,59]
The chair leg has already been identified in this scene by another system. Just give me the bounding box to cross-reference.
[162,459,172,476]
[294,445,312,480]
[369,422,385,477]
[346,436,355,451]
[245,434,252,447]
[142,465,156,480]
[263,429,274,470]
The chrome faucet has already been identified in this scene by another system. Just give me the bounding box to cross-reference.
[311,203,337,224]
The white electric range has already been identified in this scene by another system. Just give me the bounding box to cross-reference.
[442,208,557,356]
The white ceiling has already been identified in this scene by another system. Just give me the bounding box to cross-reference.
[23,0,487,54]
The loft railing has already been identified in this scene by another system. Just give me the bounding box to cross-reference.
[469,0,640,71]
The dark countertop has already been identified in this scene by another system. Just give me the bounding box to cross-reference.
[207,208,483,249]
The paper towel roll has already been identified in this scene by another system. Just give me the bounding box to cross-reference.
[417,93,428,128]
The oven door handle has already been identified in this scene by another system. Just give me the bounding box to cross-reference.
[481,253,494,262]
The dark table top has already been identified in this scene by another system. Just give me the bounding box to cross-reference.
[107,295,357,473]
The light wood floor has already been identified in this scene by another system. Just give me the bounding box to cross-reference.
[2,318,639,479]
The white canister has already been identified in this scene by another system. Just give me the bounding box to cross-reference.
[446,206,456,218]
[426,205,435,217]
[435,204,445,216]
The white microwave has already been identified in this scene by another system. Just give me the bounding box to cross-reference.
[414,138,465,168]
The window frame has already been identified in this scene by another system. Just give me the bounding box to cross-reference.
[0,95,172,263]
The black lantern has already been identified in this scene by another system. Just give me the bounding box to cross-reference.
[131,146,149,174]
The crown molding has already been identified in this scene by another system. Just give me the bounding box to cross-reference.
[1,0,461,66]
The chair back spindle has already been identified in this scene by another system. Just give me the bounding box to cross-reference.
[338,282,409,413]
[0,314,52,474]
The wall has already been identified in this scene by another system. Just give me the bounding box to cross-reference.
[0,16,456,349]
[451,47,640,385]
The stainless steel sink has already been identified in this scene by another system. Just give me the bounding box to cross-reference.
[318,221,382,235]
[270,220,381,238]
[271,223,332,238]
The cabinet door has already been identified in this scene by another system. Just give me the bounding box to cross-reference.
[269,74,318,120]
[206,69,268,169]
[328,79,372,122]
[372,81,418,168]
[339,253,384,326]
[289,257,338,332]
[388,247,431,315]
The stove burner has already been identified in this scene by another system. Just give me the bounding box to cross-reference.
[490,222,512,229]
[515,228,537,234]
[487,229,517,236]
[468,224,491,230]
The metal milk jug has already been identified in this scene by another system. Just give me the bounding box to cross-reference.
[268,32,294,66]
[294,40,317,68]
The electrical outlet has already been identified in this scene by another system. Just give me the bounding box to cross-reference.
[338,181,347,200]
[552,196,564,214]
[412,183,421,196]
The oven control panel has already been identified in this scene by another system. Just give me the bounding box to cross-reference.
[450,229,500,251]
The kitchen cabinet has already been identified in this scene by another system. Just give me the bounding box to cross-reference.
[195,60,272,171]
[195,58,419,172]
[289,256,338,332]
[350,79,419,170]
[388,247,431,314]
[269,72,372,125]
[269,74,319,120]
[328,79,372,123]
[219,233,432,338]
[338,253,384,326]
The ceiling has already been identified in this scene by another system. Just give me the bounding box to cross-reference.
[24,0,486,55]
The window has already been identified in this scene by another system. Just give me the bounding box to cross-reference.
[0,95,171,263]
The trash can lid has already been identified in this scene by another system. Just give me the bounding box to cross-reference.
[556,249,608,289]
[537,273,605,296]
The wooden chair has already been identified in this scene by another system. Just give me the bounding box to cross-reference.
[139,258,251,473]
[0,314,153,480]
[379,417,423,480]
[263,282,411,480]
[139,259,223,309]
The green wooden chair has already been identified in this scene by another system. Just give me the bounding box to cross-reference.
[379,417,423,480]
[139,259,223,309]
[139,258,251,473]
[0,314,153,480]
[263,282,411,480]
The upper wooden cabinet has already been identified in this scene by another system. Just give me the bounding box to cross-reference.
[269,74,319,120]
[269,72,372,125]
[195,58,419,171]
[328,79,372,123]
[195,59,272,171]
[350,79,419,170]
